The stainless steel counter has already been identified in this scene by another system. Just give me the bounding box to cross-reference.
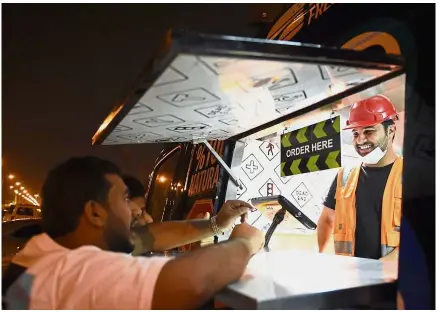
[214,249,398,309]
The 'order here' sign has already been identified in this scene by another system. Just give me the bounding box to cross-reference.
[280,116,341,177]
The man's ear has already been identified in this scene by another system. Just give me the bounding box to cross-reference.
[84,201,107,228]
[388,124,396,142]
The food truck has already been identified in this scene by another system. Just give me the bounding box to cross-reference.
[92,3,435,309]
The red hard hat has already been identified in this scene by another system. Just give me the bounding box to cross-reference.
[344,95,398,130]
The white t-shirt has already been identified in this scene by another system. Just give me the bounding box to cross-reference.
[3,233,170,309]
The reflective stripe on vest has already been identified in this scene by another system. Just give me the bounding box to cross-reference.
[333,156,403,257]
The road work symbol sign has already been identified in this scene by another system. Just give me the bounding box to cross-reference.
[280,116,341,177]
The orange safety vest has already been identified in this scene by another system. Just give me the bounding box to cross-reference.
[333,156,403,257]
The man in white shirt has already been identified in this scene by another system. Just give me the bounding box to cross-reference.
[2,156,264,310]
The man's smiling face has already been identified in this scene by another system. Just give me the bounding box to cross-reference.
[352,123,388,157]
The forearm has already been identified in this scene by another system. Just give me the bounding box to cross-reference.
[134,219,215,252]
[152,237,253,309]
[317,220,333,253]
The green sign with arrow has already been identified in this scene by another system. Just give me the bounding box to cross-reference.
[280,116,341,177]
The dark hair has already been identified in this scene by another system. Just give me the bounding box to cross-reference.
[41,156,121,238]
[122,175,146,199]
[382,119,396,142]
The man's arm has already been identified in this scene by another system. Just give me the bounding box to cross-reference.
[134,218,215,252]
[317,206,335,253]
[317,175,338,253]
[151,225,262,310]
[65,224,262,310]
[133,200,252,253]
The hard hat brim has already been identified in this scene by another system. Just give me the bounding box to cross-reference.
[343,114,398,130]
[343,121,381,130]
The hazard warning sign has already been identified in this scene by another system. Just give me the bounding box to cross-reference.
[292,182,312,208]
[241,154,264,181]
[259,141,280,161]
[258,178,281,197]
[280,116,341,176]
[156,87,220,107]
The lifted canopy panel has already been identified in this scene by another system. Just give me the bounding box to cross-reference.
[92,30,404,145]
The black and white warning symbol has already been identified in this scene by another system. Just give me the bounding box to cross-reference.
[128,103,153,115]
[167,123,211,133]
[195,105,234,119]
[133,115,185,128]
[236,179,247,200]
[274,163,292,184]
[276,105,295,115]
[259,142,280,161]
[248,68,298,92]
[152,137,188,143]
[157,87,220,107]
[319,65,359,80]
[292,182,313,208]
[113,125,132,132]
[258,178,281,197]
[197,57,240,75]
[117,132,161,143]
[219,118,239,126]
[192,129,229,140]
[153,66,188,87]
[330,77,368,91]
[273,90,306,107]
[241,154,264,181]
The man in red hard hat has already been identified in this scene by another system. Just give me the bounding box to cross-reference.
[317,95,402,261]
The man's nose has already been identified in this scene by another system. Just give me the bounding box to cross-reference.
[356,133,367,144]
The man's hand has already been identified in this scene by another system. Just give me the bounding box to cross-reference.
[216,200,253,230]
[152,222,263,309]
[133,200,254,254]
[230,223,264,255]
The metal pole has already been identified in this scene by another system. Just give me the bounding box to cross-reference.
[201,140,243,189]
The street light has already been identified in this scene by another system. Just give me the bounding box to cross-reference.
[158,176,167,183]
[15,182,21,186]
[20,186,24,190]
[8,174,15,179]
[9,186,13,189]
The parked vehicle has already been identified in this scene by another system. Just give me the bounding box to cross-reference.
[2,219,43,273]
[2,204,42,222]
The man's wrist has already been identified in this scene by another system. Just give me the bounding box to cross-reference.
[210,216,225,236]
[214,215,226,231]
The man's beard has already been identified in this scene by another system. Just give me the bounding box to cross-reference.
[355,134,389,157]
[103,214,135,254]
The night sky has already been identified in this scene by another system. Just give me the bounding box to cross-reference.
[2,3,272,201]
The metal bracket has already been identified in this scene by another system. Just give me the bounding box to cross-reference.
[198,139,243,190]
